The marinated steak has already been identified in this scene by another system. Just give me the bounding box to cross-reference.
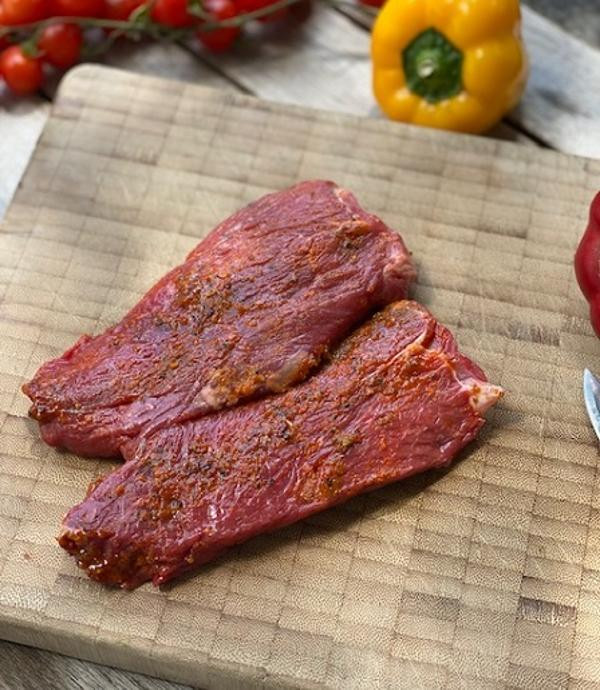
[23,181,416,458]
[59,301,502,589]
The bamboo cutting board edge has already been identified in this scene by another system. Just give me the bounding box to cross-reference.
[1,64,600,690]
[2,615,279,689]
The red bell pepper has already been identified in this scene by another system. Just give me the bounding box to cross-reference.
[575,192,600,336]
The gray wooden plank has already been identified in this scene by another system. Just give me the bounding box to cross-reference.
[196,4,533,147]
[99,40,235,89]
[0,96,49,218]
[198,7,537,148]
[511,6,600,157]
[0,640,189,690]
[41,40,236,99]
[525,0,600,49]
[197,5,373,115]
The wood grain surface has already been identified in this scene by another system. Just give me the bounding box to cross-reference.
[525,0,600,49]
[0,99,50,221]
[510,7,600,157]
[1,2,599,687]
[1,64,600,689]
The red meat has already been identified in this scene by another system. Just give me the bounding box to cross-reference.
[23,181,416,458]
[59,301,502,589]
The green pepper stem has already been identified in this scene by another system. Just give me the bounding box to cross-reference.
[403,28,463,104]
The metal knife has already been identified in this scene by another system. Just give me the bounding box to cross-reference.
[583,368,600,440]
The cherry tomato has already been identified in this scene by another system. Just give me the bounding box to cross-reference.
[0,45,42,94]
[1,0,49,25]
[198,0,239,52]
[105,0,144,20]
[151,0,193,27]
[51,0,105,17]
[39,23,82,69]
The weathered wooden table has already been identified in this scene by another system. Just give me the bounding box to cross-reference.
[0,1,599,687]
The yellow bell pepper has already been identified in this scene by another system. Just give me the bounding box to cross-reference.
[371,0,528,133]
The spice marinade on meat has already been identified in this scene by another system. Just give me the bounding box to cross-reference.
[59,301,502,589]
[23,180,416,458]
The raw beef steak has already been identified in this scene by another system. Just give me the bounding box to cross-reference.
[23,181,416,457]
[59,301,502,589]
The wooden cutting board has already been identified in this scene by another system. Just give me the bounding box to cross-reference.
[1,64,600,689]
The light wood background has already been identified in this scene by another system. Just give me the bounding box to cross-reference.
[1,1,599,688]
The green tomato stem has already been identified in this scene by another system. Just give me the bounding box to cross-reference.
[0,0,371,60]
[0,0,355,39]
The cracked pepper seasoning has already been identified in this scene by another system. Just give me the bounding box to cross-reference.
[371,0,528,133]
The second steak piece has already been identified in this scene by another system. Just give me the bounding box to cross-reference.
[23,180,416,457]
[59,301,502,589]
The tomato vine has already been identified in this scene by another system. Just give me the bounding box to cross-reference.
[0,0,379,95]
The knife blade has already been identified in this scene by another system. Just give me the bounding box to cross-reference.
[583,368,600,441]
